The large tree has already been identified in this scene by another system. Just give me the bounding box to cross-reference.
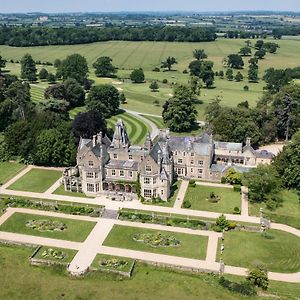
[20,54,37,82]
[0,55,6,74]
[161,56,178,71]
[130,69,145,83]
[58,54,88,84]
[239,47,252,56]
[93,56,117,78]
[162,85,197,132]
[193,49,207,61]
[263,68,292,93]
[227,54,244,69]
[64,78,85,108]
[86,84,120,118]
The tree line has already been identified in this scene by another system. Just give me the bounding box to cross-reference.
[0,26,217,47]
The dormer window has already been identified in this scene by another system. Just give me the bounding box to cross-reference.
[113,154,118,159]
[129,155,133,160]
[191,153,194,157]
[88,161,94,167]
[145,165,152,172]
[183,152,186,156]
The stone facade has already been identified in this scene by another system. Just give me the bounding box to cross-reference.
[63,119,274,201]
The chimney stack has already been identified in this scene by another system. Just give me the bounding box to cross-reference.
[93,135,97,147]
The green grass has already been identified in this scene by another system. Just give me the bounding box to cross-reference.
[0,162,25,185]
[52,185,95,198]
[184,185,241,214]
[249,190,300,230]
[34,246,77,263]
[30,84,45,104]
[8,169,62,193]
[91,254,134,273]
[107,111,150,145]
[0,244,252,300]
[103,225,208,260]
[219,229,300,273]
[0,212,96,242]
[140,114,165,129]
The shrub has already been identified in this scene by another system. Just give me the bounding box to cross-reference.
[219,277,256,296]
[152,67,160,72]
[182,69,188,74]
[189,180,196,188]
[215,214,230,230]
[162,79,168,84]
[221,177,226,184]
[182,200,192,209]
[233,185,241,192]
[244,85,249,91]
[233,207,241,214]
[247,265,269,290]
[228,222,237,230]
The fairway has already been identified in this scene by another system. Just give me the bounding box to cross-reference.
[107,112,150,145]
[219,229,300,273]
[0,162,25,185]
[0,212,96,242]
[8,168,62,193]
[103,224,208,259]
[184,185,241,214]
[30,84,45,104]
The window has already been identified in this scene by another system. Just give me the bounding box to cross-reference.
[87,172,94,179]
[161,190,164,195]
[198,169,203,174]
[95,183,100,193]
[141,156,143,161]
[183,152,186,156]
[144,189,152,197]
[153,178,157,184]
[191,160,194,165]
[95,172,98,179]
[120,170,124,177]
[88,161,94,167]
[113,154,118,159]
[145,165,152,172]
[191,153,194,157]
[87,183,94,192]
[129,155,133,160]
[178,159,183,164]
[175,151,178,155]
[198,160,203,166]
[144,177,151,184]
[112,170,116,176]
[129,171,133,177]
[191,168,193,173]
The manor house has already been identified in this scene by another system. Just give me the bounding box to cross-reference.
[63,119,274,201]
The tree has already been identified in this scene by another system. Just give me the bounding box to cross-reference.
[161,56,178,71]
[247,265,269,290]
[38,68,49,80]
[239,47,252,56]
[64,78,85,108]
[203,70,214,88]
[219,70,224,78]
[44,84,66,100]
[226,68,234,81]
[190,76,202,96]
[235,71,244,82]
[72,110,109,143]
[149,81,159,92]
[0,55,6,74]
[130,69,145,83]
[248,64,259,82]
[225,168,242,185]
[120,93,127,104]
[93,56,117,78]
[20,54,37,82]
[193,49,207,61]
[58,54,88,84]
[53,59,62,68]
[227,54,244,69]
[263,68,292,93]
[255,40,264,49]
[215,214,230,230]
[86,84,120,118]
[162,85,197,132]
[47,73,57,84]
[189,60,214,87]
[243,165,282,203]
[255,49,266,59]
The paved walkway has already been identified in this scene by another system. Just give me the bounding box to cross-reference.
[1,165,34,189]
[44,177,63,195]
[241,186,249,216]
[195,181,233,189]
[174,180,189,209]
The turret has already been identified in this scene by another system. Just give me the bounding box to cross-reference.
[144,132,153,151]
[111,119,130,149]
[246,137,251,147]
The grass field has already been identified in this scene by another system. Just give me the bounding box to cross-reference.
[0,244,254,300]
[0,212,96,242]
[52,185,95,198]
[3,38,300,121]
[30,84,45,104]
[103,225,208,259]
[141,114,165,129]
[184,185,241,214]
[0,162,25,185]
[34,246,77,263]
[250,190,300,230]
[8,169,62,193]
[107,111,150,145]
[219,229,300,273]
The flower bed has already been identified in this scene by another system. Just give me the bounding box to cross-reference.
[99,258,128,269]
[40,248,67,260]
[133,232,181,248]
[26,219,67,232]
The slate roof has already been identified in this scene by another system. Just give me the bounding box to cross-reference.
[106,160,139,171]
[210,164,252,174]
[255,150,275,159]
[214,141,243,151]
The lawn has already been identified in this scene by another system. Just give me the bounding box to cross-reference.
[52,185,95,198]
[249,190,300,229]
[0,244,249,300]
[219,229,300,273]
[30,84,45,104]
[0,162,25,185]
[107,111,150,145]
[141,115,165,129]
[34,246,77,263]
[8,168,62,193]
[184,185,241,214]
[103,225,208,260]
[0,212,96,242]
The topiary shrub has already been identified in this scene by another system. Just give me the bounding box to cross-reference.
[162,79,168,84]
[182,200,191,209]
[221,177,226,184]
[233,206,241,214]
[233,185,241,192]
[189,180,196,188]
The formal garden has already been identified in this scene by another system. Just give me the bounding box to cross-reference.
[103,225,208,259]
[52,185,95,198]
[218,229,300,273]
[0,162,25,185]
[8,169,62,193]
[0,212,96,242]
[33,246,77,263]
[183,185,241,214]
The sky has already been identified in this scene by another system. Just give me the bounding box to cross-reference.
[1,0,300,13]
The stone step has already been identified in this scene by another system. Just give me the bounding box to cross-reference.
[101,209,119,220]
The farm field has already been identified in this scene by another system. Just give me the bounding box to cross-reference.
[218,229,300,273]
[103,224,208,259]
[0,212,96,242]
[0,162,25,185]
[8,168,62,193]
[2,38,300,121]
[184,185,241,214]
